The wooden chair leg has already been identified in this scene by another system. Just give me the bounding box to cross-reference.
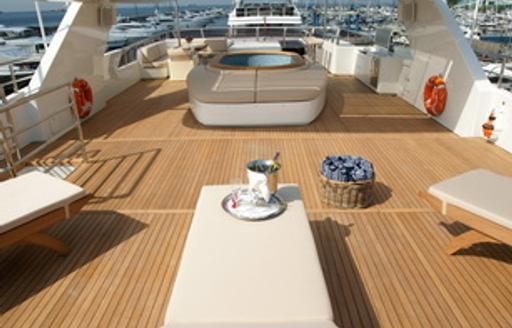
[22,233,71,255]
[445,230,498,255]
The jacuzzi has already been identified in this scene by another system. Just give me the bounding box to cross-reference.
[187,51,327,127]
[210,52,305,70]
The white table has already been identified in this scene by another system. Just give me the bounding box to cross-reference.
[164,184,336,328]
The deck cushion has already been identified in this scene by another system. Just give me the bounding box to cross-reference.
[187,63,327,105]
[187,66,256,103]
[165,321,338,328]
[0,172,86,234]
[428,169,512,230]
[256,63,328,102]
[165,185,334,326]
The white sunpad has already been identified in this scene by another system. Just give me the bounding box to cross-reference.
[164,321,339,328]
[165,184,334,327]
[428,169,512,230]
[0,171,86,234]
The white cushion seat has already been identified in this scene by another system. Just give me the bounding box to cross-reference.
[139,40,178,79]
[164,185,336,327]
[256,64,327,102]
[428,169,512,230]
[186,60,327,126]
[0,172,87,234]
[187,66,255,103]
[166,322,338,328]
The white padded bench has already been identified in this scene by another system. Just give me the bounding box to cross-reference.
[164,185,337,328]
[187,63,327,126]
[139,40,177,79]
[0,172,89,254]
[422,169,512,254]
[0,172,86,233]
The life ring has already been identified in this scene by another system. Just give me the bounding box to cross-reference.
[72,79,93,119]
[423,75,447,116]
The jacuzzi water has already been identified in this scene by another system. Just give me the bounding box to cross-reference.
[218,53,298,68]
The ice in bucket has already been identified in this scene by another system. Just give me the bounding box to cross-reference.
[246,154,281,202]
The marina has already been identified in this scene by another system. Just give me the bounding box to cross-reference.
[2,2,512,94]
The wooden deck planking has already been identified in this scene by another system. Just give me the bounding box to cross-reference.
[1,76,512,328]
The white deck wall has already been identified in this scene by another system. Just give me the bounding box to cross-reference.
[400,0,499,137]
[319,0,512,152]
[10,1,140,148]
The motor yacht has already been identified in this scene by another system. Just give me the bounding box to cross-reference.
[108,21,169,43]
[228,0,302,27]
[1,1,512,328]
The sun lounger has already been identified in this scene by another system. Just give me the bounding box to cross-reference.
[0,171,91,255]
[420,169,512,254]
[164,185,337,328]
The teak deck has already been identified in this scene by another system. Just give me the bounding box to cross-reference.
[1,76,512,328]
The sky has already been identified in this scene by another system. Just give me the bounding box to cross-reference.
[0,0,396,12]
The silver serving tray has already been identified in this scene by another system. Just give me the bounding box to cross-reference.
[221,193,287,221]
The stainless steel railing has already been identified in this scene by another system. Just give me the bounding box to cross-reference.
[0,82,87,178]
[106,25,353,68]
[0,57,38,105]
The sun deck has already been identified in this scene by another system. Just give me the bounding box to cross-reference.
[1,76,512,327]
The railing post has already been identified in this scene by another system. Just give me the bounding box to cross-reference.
[200,28,205,39]
[256,26,259,40]
[0,86,7,104]
[0,120,16,177]
[283,27,287,42]
[68,84,88,162]
[8,64,19,93]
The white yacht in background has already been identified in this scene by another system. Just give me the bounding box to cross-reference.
[146,9,176,29]
[108,21,168,43]
[0,25,35,39]
[228,0,302,26]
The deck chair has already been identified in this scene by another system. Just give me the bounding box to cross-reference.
[0,171,91,255]
[419,169,512,254]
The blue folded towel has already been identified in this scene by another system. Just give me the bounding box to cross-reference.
[321,155,374,182]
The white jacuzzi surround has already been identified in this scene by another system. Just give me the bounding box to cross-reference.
[187,57,328,127]
[190,92,326,126]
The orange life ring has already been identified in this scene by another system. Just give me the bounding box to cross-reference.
[423,75,447,116]
[72,79,93,119]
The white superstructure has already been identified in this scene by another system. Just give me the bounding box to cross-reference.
[1,0,512,154]
[228,0,302,27]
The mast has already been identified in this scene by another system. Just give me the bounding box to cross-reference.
[323,0,328,34]
[469,0,482,40]
[34,0,49,51]
[174,0,181,47]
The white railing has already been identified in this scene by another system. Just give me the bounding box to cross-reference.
[0,57,35,104]
[106,25,351,68]
[0,82,87,178]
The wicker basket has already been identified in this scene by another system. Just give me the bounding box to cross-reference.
[319,172,375,208]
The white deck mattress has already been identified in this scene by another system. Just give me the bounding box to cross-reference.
[164,184,335,327]
[0,172,86,234]
[428,169,512,230]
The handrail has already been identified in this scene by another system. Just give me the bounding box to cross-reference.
[0,56,43,101]
[0,81,87,178]
[0,57,32,67]
[0,82,70,114]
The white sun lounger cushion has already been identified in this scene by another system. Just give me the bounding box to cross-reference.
[428,169,512,230]
[165,321,338,328]
[0,172,86,234]
[165,185,335,327]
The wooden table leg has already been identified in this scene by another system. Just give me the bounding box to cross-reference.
[445,230,498,255]
[22,233,71,255]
